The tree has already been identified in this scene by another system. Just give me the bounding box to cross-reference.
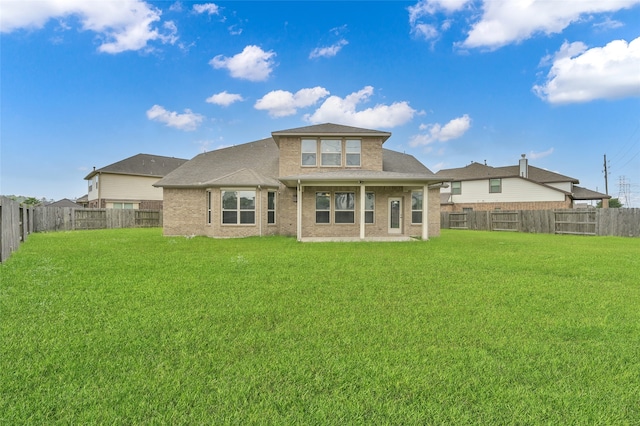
[597,198,623,208]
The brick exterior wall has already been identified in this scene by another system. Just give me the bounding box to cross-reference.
[298,186,440,239]
[162,188,206,236]
[278,136,384,177]
[162,133,441,240]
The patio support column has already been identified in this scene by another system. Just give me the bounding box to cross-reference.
[297,182,302,242]
[422,184,429,240]
[359,183,366,240]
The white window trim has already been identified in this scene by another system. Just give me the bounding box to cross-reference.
[221,189,256,226]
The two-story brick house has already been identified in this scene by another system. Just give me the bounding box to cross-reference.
[155,123,449,241]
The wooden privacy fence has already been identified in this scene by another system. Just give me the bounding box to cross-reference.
[0,197,35,262]
[441,209,640,237]
[34,208,162,232]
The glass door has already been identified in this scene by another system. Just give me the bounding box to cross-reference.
[389,197,402,234]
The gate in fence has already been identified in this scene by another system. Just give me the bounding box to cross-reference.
[554,210,596,235]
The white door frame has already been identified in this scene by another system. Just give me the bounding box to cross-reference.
[388,197,402,234]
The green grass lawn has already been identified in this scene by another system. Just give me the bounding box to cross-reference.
[1,229,639,424]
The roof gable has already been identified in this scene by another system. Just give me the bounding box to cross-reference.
[271,122,391,145]
[85,154,188,180]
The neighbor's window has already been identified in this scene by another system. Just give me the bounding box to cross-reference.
[113,203,133,209]
[346,140,361,166]
[267,191,276,224]
[301,139,317,166]
[316,192,330,224]
[451,181,461,195]
[321,139,342,166]
[365,192,375,224]
[411,191,423,224]
[335,192,355,224]
[222,190,255,224]
[207,191,212,224]
[489,178,502,193]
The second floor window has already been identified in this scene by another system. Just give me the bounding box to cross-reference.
[451,181,461,195]
[489,178,502,193]
[321,140,342,166]
[301,139,317,166]
[346,140,361,166]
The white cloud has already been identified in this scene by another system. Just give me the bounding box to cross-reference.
[409,114,471,146]
[407,1,640,49]
[533,37,640,104]
[0,0,176,54]
[304,86,417,128]
[255,87,330,118]
[193,3,220,15]
[461,0,640,50]
[408,0,470,40]
[146,105,204,131]
[309,39,348,59]
[209,45,276,82]
[206,91,244,106]
[528,148,555,160]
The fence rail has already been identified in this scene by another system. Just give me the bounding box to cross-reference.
[441,208,639,237]
[34,207,162,232]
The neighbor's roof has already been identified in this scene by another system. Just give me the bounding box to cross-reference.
[572,186,611,200]
[85,154,188,180]
[46,198,84,208]
[271,123,391,145]
[436,162,579,184]
[155,138,281,188]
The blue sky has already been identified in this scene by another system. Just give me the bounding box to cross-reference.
[2,0,639,206]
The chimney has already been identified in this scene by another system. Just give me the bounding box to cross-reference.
[519,154,528,178]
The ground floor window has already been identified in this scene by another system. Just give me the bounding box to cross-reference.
[268,191,276,224]
[365,192,375,224]
[411,191,423,224]
[316,192,330,224]
[335,192,355,224]
[207,191,212,224]
[113,202,134,209]
[222,190,255,224]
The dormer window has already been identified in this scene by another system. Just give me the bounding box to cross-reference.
[321,139,342,166]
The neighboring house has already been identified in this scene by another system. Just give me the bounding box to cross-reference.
[76,194,89,208]
[155,123,449,241]
[85,154,188,209]
[46,198,84,208]
[436,155,610,212]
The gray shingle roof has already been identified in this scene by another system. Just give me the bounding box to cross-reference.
[436,161,579,184]
[271,123,391,144]
[572,186,610,200]
[85,153,188,180]
[155,138,280,188]
[155,136,444,188]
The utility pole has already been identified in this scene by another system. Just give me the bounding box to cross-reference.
[603,154,609,195]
